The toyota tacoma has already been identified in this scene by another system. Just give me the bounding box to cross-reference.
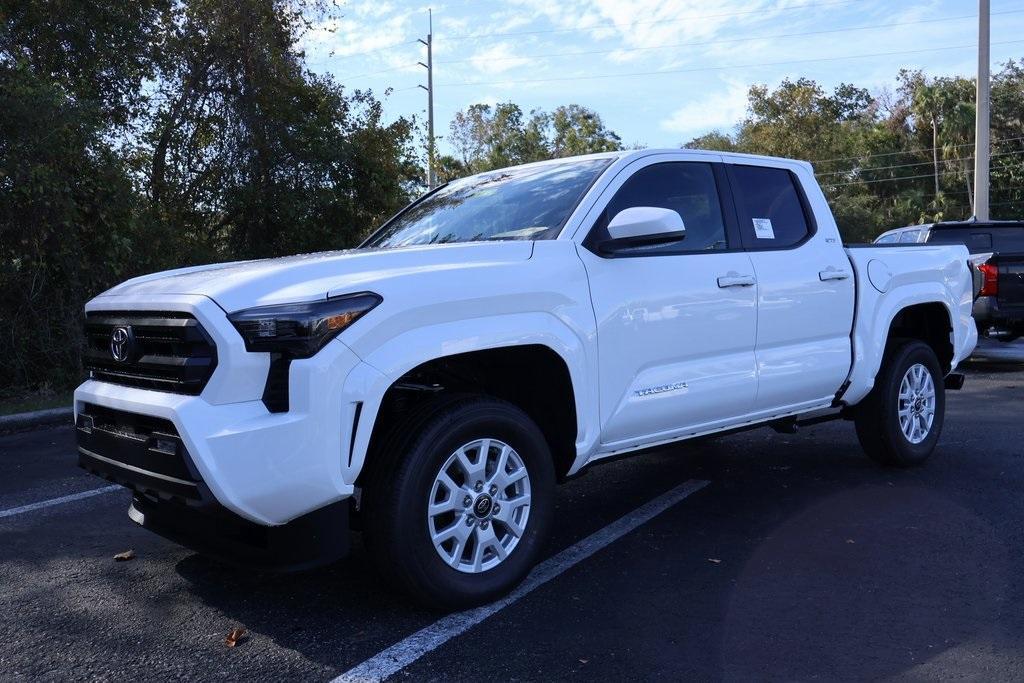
[75,149,979,608]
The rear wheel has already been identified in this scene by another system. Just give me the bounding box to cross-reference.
[363,395,554,609]
[854,340,945,467]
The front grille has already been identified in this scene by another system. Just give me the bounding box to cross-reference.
[77,403,205,502]
[83,311,217,395]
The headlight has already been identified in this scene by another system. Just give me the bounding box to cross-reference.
[228,292,381,358]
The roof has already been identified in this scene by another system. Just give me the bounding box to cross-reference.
[466,148,815,177]
[929,219,1024,230]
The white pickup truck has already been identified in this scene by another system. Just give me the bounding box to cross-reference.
[75,149,979,608]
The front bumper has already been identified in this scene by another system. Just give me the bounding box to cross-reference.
[128,494,349,571]
[75,293,389,527]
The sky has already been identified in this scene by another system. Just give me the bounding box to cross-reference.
[301,0,1024,156]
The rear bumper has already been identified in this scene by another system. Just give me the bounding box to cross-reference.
[973,296,1024,332]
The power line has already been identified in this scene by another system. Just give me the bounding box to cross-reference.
[815,148,1024,177]
[442,0,870,40]
[327,39,419,62]
[828,167,1024,187]
[811,135,1024,163]
[336,64,418,81]
[435,10,1024,65]
[827,171,955,187]
[434,40,1024,88]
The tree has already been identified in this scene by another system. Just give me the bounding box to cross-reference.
[141,0,418,259]
[447,101,622,175]
[0,0,419,394]
[549,105,622,157]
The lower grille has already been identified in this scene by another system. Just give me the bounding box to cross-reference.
[83,311,217,395]
[77,403,205,502]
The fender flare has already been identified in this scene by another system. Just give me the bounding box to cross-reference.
[843,282,959,406]
[339,311,600,484]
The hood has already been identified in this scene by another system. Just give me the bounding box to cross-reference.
[98,242,535,312]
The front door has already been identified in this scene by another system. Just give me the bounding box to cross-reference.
[577,156,759,448]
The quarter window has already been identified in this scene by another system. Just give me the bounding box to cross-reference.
[729,165,812,248]
[588,162,728,255]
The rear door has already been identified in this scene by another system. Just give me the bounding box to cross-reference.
[725,162,856,412]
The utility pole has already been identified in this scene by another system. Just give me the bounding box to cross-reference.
[974,0,990,220]
[418,10,435,189]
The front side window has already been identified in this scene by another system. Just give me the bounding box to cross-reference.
[875,233,898,244]
[587,162,728,255]
[364,159,611,248]
[729,165,812,248]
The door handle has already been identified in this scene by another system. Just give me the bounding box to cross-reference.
[819,267,850,281]
[717,273,756,288]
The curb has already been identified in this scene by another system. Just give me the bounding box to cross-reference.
[0,407,74,433]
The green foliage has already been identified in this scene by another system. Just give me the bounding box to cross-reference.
[448,102,622,175]
[1,0,417,393]
[0,59,145,389]
[685,64,1024,241]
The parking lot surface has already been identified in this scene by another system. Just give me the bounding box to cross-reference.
[2,349,1023,681]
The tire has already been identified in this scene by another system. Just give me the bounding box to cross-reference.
[363,395,555,610]
[854,340,945,467]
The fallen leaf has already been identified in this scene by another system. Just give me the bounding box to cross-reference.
[846,539,856,544]
[578,659,589,664]
[708,558,722,564]
[225,627,247,648]
[113,549,135,562]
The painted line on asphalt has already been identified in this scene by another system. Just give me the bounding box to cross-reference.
[0,485,122,519]
[333,478,711,683]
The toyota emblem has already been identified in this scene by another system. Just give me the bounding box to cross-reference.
[110,326,134,362]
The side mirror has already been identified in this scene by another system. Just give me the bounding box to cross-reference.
[600,207,685,254]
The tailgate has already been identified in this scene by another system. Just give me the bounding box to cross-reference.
[996,252,1024,315]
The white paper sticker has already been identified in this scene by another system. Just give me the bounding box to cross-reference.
[752,218,775,239]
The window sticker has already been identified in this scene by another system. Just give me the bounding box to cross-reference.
[752,218,775,239]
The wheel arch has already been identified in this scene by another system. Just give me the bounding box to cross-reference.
[359,344,580,484]
[844,285,959,406]
[885,302,954,372]
[342,314,598,487]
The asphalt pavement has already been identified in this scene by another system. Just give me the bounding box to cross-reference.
[1,349,1022,681]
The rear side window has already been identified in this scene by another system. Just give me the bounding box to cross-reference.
[991,229,1024,252]
[875,233,898,244]
[928,230,994,253]
[898,229,922,243]
[927,226,1024,253]
[729,165,813,249]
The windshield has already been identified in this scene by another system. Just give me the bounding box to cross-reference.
[364,158,611,248]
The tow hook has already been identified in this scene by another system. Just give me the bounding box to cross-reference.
[945,372,965,390]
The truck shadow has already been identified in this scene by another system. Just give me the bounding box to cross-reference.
[169,416,1020,679]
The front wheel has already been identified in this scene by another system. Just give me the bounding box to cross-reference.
[854,340,945,467]
[363,396,554,610]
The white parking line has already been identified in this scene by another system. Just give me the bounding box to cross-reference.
[0,485,122,519]
[333,478,710,683]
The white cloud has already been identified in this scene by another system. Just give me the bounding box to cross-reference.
[301,3,417,60]
[468,41,533,75]
[659,81,750,136]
